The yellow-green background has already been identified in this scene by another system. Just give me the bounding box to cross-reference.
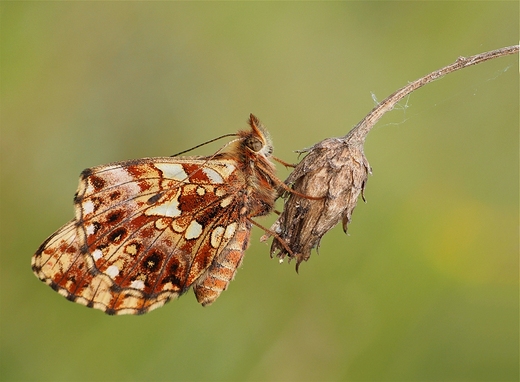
[1,2,517,381]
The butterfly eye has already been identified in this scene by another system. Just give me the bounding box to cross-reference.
[246,137,263,152]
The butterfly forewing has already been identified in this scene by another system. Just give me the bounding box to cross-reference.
[32,114,278,315]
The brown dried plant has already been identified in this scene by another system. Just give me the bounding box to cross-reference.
[267,45,519,271]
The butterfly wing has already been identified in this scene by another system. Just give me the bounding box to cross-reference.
[32,157,249,315]
[193,219,251,306]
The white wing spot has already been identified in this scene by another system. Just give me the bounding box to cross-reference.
[220,196,233,208]
[171,220,185,233]
[196,186,206,196]
[83,200,94,215]
[211,226,225,248]
[224,222,238,239]
[85,182,94,194]
[106,265,119,278]
[219,162,236,178]
[130,279,145,290]
[146,190,181,217]
[185,220,203,240]
[215,187,227,197]
[92,249,103,260]
[155,218,170,230]
[125,244,138,255]
[86,224,95,235]
[155,163,188,181]
[202,168,223,184]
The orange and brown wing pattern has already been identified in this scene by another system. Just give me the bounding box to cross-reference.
[33,157,250,315]
[193,219,251,305]
[32,219,177,314]
[33,114,279,315]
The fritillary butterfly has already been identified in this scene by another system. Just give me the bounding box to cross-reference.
[32,114,279,315]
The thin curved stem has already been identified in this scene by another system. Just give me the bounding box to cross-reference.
[345,45,519,147]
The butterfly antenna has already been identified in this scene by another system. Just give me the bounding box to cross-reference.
[148,137,243,204]
[171,133,238,157]
[168,136,243,189]
[184,137,242,177]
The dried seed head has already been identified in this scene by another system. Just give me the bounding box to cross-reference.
[269,137,371,271]
[268,46,520,271]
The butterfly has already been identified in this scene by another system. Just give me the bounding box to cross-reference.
[32,114,282,315]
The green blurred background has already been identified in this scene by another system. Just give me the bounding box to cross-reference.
[1,2,518,381]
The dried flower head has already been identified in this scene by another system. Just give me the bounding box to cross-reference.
[267,137,370,271]
[267,46,518,271]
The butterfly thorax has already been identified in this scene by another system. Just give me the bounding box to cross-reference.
[219,115,277,218]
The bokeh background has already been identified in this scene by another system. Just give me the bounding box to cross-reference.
[1,2,518,381]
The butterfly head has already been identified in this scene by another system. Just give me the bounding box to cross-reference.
[241,114,273,158]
